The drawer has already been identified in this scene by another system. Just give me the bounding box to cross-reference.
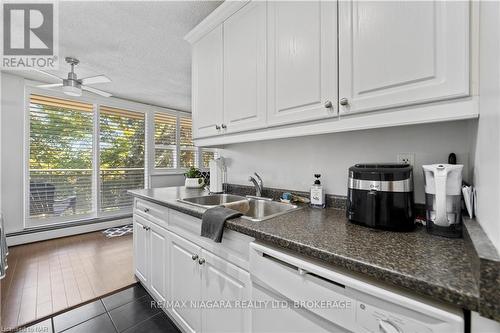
[250,243,356,330]
[169,209,253,270]
[135,199,168,227]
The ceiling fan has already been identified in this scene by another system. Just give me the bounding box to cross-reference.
[34,57,112,97]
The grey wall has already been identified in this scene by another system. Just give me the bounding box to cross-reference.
[472,1,500,251]
[220,120,475,204]
[1,73,25,234]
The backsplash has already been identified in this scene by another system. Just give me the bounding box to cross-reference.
[219,121,475,204]
[225,183,426,216]
[226,183,345,210]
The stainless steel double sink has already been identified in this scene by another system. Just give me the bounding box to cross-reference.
[178,194,301,222]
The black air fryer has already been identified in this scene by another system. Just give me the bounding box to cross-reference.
[347,164,415,231]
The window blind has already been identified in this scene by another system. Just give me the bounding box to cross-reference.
[154,113,177,168]
[29,94,94,220]
[100,106,145,212]
[179,116,197,168]
[201,149,219,168]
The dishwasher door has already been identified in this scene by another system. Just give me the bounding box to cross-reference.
[251,280,350,333]
[249,242,464,333]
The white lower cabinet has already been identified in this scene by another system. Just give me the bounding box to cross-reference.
[133,215,150,285]
[166,231,252,333]
[149,223,169,303]
[201,249,251,333]
[168,231,203,333]
[133,215,169,303]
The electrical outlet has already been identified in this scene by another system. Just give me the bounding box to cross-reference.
[397,153,415,166]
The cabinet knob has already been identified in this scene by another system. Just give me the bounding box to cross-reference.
[339,98,349,106]
[142,225,146,230]
[215,125,221,130]
[198,258,206,265]
[143,208,149,213]
[191,254,199,261]
[221,124,227,129]
[324,100,333,108]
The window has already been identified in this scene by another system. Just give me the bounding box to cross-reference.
[27,92,201,226]
[99,106,145,212]
[179,116,197,168]
[201,149,219,169]
[27,94,148,225]
[29,95,94,220]
[154,113,177,168]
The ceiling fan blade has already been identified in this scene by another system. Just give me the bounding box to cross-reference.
[32,68,63,81]
[37,83,63,88]
[82,85,112,97]
[80,75,111,85]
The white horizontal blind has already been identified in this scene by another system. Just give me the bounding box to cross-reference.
[179,116,197,168]
[99,106,145,212]
[200,149,219,168]
[154,113,177,168]
[29,94,94,220]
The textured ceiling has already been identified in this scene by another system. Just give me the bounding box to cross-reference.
[8,1,222,111]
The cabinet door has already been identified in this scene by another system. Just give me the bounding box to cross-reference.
[267,1,337,126]
[338,1,469,114]
[168,231,202,333]
[200,249,251,333]
[149,223,168,303]
[133,216,149,285]
[223,1,267,133]
[192,25,224,138]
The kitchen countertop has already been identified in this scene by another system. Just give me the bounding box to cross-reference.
[129,186,480,312]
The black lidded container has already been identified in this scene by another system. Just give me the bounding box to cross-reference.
[346,163,415,231]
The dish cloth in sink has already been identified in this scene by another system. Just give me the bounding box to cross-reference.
[201,206,243,243]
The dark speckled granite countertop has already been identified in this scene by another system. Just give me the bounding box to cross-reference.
[129,186,480,312]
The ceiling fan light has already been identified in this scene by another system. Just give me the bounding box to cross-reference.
[62,85,82,96]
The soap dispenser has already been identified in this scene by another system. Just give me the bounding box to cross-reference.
[310,174,325,208]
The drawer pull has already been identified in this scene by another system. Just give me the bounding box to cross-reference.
[198,258,206,265]
[144,208,150,213]
[191,254,199,261]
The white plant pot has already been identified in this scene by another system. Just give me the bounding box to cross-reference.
[185,177,204,188]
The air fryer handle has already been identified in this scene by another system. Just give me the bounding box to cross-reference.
[366,190,377,226]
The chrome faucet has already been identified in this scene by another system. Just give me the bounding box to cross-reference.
[248,172,263,197]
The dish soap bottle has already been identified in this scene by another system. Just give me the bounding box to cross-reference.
[310,174,325,208]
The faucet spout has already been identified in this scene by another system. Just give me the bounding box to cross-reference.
[248,175,263,197]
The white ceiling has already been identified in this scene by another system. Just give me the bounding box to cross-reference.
[8,1,222,112]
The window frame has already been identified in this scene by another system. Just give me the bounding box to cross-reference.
[23,85,191,228]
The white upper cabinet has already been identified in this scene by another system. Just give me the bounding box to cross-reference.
[192,25,223,138]
[223,1,267,134]
[186,0,476,146]
[267,1,337,126]
[338,1,470,115]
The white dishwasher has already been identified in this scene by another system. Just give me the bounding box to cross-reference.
[249,242,464,333]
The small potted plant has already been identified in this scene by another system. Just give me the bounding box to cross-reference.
[184,166,204,188]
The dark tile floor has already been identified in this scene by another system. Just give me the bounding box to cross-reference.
[21,284,180,333]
